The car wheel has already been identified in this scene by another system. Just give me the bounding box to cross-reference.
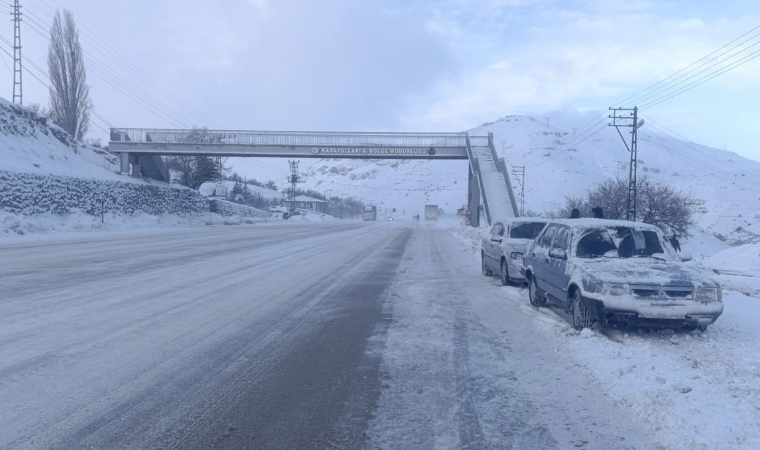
[529,276,545,307]
[500,259,509,286]
[697,324,709,332]
[571,289,594,331]
[481,253,492,276]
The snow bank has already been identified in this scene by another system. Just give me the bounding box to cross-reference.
[0,98,121,180]
[449,225,760,450]
[0,209,265,240]
[209,199,274,219]
[285,209,338,222]
[701,242,760,275]
[503,291,760,450]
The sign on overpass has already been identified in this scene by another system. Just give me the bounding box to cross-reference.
[109,128,474,160]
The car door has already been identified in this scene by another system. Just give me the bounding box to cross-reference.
[545,226,571,301]
[485,222,504,271]
[530,224,559,292]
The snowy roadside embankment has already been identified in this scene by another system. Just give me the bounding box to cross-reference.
[0,172,279,240]
[0,209,274,242]
[698,242,760,298]
[0,170,208,216]
[449,225,760,450]
[209,199,273,219]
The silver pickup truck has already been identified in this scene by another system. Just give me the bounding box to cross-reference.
[521,219,723,331]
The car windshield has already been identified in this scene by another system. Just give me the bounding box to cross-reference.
[576,226,670,259]
[509,222,547,239]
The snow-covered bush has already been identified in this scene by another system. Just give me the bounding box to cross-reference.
[208,199,272,219]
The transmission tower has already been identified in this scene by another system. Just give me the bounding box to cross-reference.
[288,160,300,211]
[11,0,22,104]
[511,166,525,217]
[609,106,641,221]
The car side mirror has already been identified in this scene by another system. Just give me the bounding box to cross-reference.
[680,252,693,262]
[549,248,567,260]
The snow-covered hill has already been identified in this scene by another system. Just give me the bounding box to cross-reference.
[471,112,760,245]
[234,111,760,245]
[0,98,122,180]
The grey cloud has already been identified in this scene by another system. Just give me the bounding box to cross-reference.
[153,0,458,130]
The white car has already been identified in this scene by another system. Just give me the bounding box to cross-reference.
[481,218,549,285]
[521,219,723,331]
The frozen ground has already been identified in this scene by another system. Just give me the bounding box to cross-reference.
[0,208,343,244]
[450,225,760,450]
[3,219,757,449]
[0,221,668,450]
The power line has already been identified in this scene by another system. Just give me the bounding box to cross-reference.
[558,24,760,156]
[17,11,193,128]
[639,47,760,110]
[26,0,208,125]
[0,45,12,77]
[0,35,111,134]
[616,25,760,107]
[632,35,760,107]
[638,118,760,193]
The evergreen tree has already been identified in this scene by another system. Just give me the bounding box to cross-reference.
[242,180,252,203]
[230,181,244,202]
[195,156,217,186]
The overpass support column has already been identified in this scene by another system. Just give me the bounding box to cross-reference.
[467,163,480,227]
[120,152,130,175]
[131,154,141,178]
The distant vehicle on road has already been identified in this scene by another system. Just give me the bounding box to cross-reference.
[424,205,438,221]
[521,219,723,331]
[362,205,377,221]
[482,218,548,285]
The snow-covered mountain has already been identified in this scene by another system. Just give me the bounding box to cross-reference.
[235,111,760,244]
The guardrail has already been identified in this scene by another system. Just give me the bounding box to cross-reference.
[111,128,473,148]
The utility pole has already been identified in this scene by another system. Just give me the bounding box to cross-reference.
[609,106,641,221]
[288,160,300,212]
[511,166,525,217]
[323,189,330,215]
[11,0,22,104]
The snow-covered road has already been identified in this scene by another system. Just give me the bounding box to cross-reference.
[2,222,730,449]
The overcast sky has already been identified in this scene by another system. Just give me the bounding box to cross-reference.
[2,0,760,161]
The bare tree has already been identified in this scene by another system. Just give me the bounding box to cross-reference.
[556,175,699,235]
[48,10,91,141]
[27,102,50,117]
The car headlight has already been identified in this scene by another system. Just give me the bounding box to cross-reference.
[510,252,523,260]
[696,286,721,302]
[605,283,629,296]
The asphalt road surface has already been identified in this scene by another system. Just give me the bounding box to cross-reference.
[0,222,656,449]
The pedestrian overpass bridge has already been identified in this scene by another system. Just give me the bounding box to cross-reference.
[109,128,519,226]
